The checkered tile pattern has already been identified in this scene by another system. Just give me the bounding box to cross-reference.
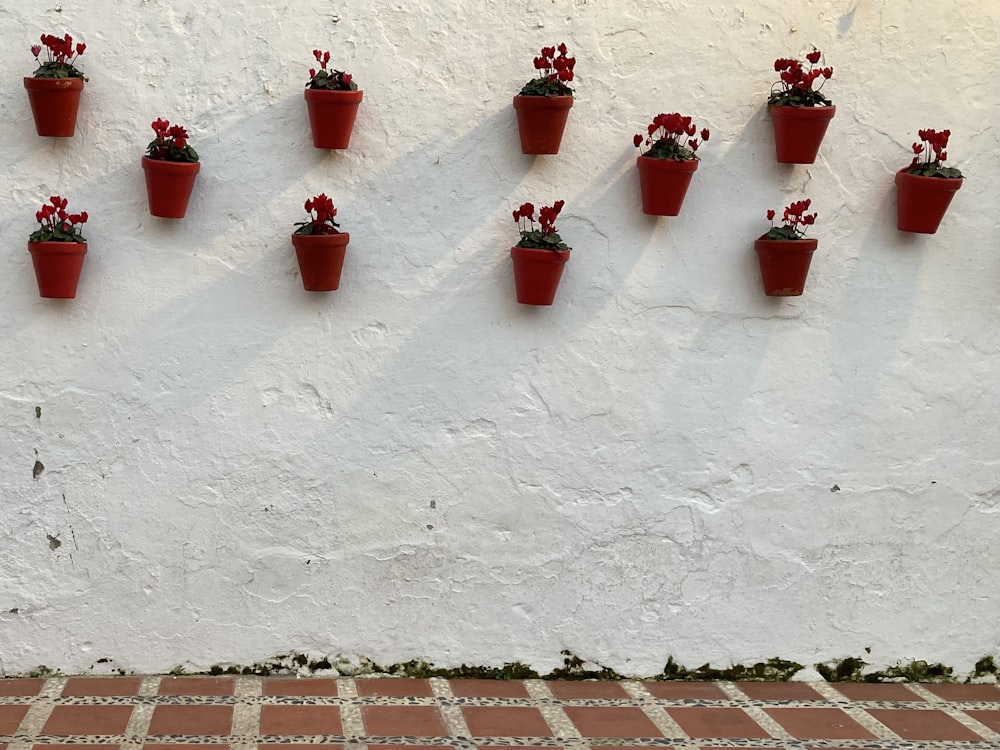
[1,676,997,748]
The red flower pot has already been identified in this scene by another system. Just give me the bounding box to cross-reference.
[291,232,350,291]
[28,241,87,299]
[895,168,963,234]
[304,89,363,149]
[636,156,699,216]
[24,77,85,137]
[510,246,571,305]
[513,95,573,154]
[142,157,200,218]
[754,235,818,297]
[769,105,836,164]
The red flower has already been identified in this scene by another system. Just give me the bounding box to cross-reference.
[806,48,822,64]
[766,209,776,221]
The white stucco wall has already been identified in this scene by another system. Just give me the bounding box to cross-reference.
[1,0,998,678]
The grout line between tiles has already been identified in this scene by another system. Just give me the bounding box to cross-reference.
[524,679,585,745]
[430,677,472,739]
[117,675,161,750]
[720,681,795,741]
[231,675,262,750]
[337,677,365,740]
[807,681,902,741]
[6,677,67,750]
[620,680,689,738]
[905,683,1000,742]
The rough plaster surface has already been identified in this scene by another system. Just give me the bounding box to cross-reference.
[1,1,998,677]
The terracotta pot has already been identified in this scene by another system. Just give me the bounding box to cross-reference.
[754,235,818,297]
[304,89,363,149]
[142,157,201,218]
[28,241,87,299]
[24,76,85,137]
[510,246,571,305]
[769,105,836,164]
[895,168,963,234]
[291,232,350,291]
[512,95,573,154]
[636,156,699,216]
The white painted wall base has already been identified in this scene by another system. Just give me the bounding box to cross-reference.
[2,0,998,677]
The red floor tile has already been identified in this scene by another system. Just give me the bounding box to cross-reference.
[32,746,119,750]
[0,705,30,734]
[356,678,433,697]
[261,746,344,750]
[922,683,1000,701]
[147,705,234,735]
[666,707,771,739]
[62,677,142,696]
[966,709,1000,733]
[0,678,44,696]
[368,747,455,750]
[461,706,554,737]
[260,705,342,734]
[828,683,924,701]
[262,677,339,696]
[643,682,728,700]
[867,708,986,741]
[448,679,530,698]
[157,676,235,695]
[736,682,823,701]
[764,707,876,739]
[361,705,448,736]
[563,705,663,737]
[547,680,629,699]
[42,705,134,735]
[145,746,228,750]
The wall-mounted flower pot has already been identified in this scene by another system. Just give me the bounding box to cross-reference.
[291,232,350,291]
[513,95,573,154]
[636,157,699,216]
[28,241,87,298]
[769,105,835,164]
[510,246,570,305]
[304,89,363,149]
[754,235,817,296]
[23,77,84,137]
[142,157,200,218]
[895,168,963,234]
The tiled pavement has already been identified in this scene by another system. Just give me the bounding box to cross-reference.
[1,676,998,749]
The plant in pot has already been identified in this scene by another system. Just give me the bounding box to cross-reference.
[895,127,964,234]
[291,193,350,291]
[24,33,87,137]
[142,118,201,219]
[513,43,576,155]
[755,199,819,297]
[304,49,362,149]
[510,200,571,305]
[28,195,89,299]
[633,112,710,216]
[767,48,834,164]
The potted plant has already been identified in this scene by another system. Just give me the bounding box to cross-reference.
[513,43,576,154]
[755,199,819,296]
[28,196,89,299]
[304,49,362,149]
[510,200,571,305]
[142,118,201,219]
[633,113,710,216]
[767,48,835,164]
[24,33,87,137]
[895,128,964,234]
[291,193,350,291]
